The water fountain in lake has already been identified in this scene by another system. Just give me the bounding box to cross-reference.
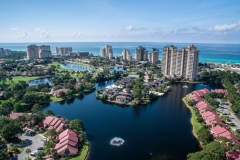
[110,137,125,146]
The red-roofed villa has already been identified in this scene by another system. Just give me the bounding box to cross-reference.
[41,116,66,133]
[55,129,79,156]
[9,112,32,120]
[226,150,240,160]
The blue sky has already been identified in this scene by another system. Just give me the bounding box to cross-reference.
[0,0,240,43]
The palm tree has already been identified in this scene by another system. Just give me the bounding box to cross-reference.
[25,148,31,158]
[44,141,55,157]
[46,129,57,141]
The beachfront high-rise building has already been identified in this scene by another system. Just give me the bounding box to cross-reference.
[0,48,11,56]
[56,47,72,56]
[149,48,159,63]
[38,45,51,58]
[39,50,52,58]
[100,45,113,59]
[27,45,52,60]
[122,49,132,61]
[135,46,148,61]
[27,45,39,60]
[161,44,199,80]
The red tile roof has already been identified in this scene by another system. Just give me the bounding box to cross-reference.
[188,93,203,102]
[0,91,4,96]
[193,88,210,97]
[41,116,65,132]
[9,112,32,120]
[212,89,228,95]
[226,150,240,160]
[55,129,79,155]
[54,88,67,97]
[56,123,65,132]
[56,144,78,153]
[210,125,227,137]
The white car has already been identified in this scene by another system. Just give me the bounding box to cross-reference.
[30,151,38,156]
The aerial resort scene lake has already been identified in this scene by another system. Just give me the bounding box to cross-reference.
[1,1,240,160]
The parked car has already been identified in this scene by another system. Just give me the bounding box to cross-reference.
[41,138,47,142]
[30,151,38,156]
[37,147,43,150]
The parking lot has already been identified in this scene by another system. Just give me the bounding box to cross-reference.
[217,100,240,130]
[12,130,45,160]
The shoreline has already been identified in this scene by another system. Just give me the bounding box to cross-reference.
[182,95,203,140]
[84,143,90,160]
[176,81,207,84]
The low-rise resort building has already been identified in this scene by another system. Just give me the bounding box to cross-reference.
[187,88,240,159]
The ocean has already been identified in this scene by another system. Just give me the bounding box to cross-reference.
[0,42,240,64]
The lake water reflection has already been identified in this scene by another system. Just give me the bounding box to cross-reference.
[27,78,51,86]
[60,64,93,72]
[43,81,218,160]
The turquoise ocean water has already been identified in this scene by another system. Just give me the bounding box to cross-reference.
[0,42,239,64]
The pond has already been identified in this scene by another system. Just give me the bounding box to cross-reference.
[42,81,218,160]
[60,64,93,73]
[27,78,52,86]
[109,67,126,73]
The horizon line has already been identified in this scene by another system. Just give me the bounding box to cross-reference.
[0,41,239,45]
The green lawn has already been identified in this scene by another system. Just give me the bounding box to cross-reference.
[71,142,89,160]
[50,96,63,102]
[182,96,203,137]
[0,99,9,104]
[1,76,40,84]
[18,147,24,153]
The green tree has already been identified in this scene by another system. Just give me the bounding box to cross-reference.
[0,150,10,160]
[101,94,108,100]
[188,100,196,106]
[69,119,84,132]
[44,141,55,157]
[187,141,226,160]
[36,150,45,160]
[197,127,212,145]
[31,104,43,113]
[44,110,55,116]
[66,89,73,97]
[1,122,22,140]
[46,129,57,140]
[25,148,31,158]
[59,91,66,98]
[77,84,84,92]
[13,103,24,112]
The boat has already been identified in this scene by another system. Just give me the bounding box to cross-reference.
[105,81,107,83]
[182,84,188,88]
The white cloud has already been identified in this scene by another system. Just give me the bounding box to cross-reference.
[40,29,49,38]
[10,27,19,31]
[71,32,82,37]
[125,25,133,30]
[209,21,240,31]
[124,25,147,31]
[35,28,49,38]
[21,32,27,38]
[35,28,42,31]
[105,33,120,38]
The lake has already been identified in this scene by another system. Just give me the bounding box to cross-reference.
[60,64,93,73]
[27,78,52,86]
[43,81,217,160]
